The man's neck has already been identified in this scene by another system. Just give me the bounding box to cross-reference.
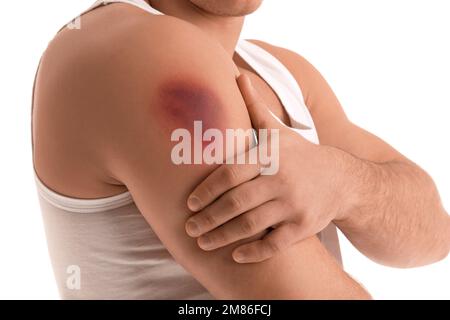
[148,0,244,56]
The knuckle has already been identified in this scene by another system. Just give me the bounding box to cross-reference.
[302,213,315,226]
[202,213,217,228]
[276,170,289,184]
[202,183,216,201]
[282,199,296,213]
[240,215,257,235]
[222,165,239,185]
[265,238,281,254]
[209,230,227,245]
[227,193,242,212]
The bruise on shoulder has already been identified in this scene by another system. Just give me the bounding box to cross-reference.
[156,78,227,134]
[153,77,252,170]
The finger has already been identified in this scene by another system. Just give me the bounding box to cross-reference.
[237,74,280,130]
[197,200,284,251]
[185,175,275,237]
[187,160,262,212]
[232,223,298,263]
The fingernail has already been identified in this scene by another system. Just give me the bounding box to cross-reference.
[198,236,212,250]
[186,220,200,237]
[233,251,246,263]
[187,196,202,212]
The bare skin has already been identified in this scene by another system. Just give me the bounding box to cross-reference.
[188,48,450,268]
[176,2,450,268]
[190,74,450,268]
[33,1,371,299]
[147,0,450,269]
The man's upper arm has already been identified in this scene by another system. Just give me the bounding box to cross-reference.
[99,20,368,299]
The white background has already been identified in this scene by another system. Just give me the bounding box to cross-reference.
[0,0,448,299]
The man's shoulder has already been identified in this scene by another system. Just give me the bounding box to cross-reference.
[39,6,237,114]
[34,8,243,193]
[45,6,225,74]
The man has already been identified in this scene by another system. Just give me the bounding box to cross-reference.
[32,0,448,299]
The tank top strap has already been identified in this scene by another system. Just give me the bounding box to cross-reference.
[236,40,320,144]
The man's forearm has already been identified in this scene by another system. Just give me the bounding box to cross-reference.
[329,146,450,268]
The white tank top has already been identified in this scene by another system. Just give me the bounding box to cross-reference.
[34,0,341,299]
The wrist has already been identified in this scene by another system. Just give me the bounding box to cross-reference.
[326,146,379,224]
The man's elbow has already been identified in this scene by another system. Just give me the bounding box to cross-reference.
[405,169,450,267]
[398,211,450,268]
[418,207,450,267]
[431,212,450,264]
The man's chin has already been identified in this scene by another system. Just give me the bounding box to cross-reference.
[189,0,263,17]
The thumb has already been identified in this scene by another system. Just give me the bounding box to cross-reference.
[237,74,282,130]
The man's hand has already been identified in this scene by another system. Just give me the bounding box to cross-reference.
[184,74,350,263]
